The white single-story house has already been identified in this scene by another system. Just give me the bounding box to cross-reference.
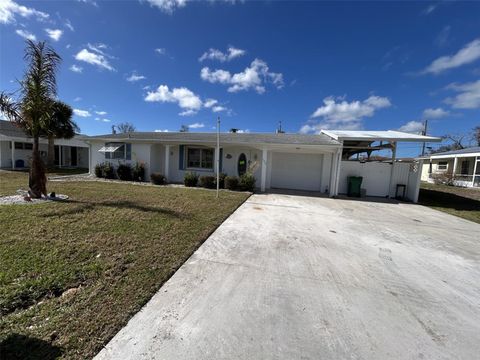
[421,146,480,188]
[0,120,90,169]
[87,129,440,203]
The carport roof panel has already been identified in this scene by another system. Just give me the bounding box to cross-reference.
[321,130,441,142]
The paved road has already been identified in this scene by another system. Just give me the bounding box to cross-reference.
[95,194,480,360]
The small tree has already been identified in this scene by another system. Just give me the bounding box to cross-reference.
[474,126,480,146]
[0,40,61,198]
[116,122,136,133]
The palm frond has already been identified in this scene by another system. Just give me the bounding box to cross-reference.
[0,92,21,123]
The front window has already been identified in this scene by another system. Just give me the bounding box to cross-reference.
[437,161,448,170]
[186,147,214,170]
[103,142,131,160]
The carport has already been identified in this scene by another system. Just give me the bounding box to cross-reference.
[320,130,441,202]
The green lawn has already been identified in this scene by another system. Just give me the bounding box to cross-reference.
[419,182,480,224]
[0,171,249,359]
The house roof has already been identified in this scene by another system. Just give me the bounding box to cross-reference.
[427,146,480,158]
[0,120,89,141]
[87,131,341,146]
[320,130,441,142]
[0,120,27,138]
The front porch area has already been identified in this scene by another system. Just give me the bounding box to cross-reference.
[0,140,89,169]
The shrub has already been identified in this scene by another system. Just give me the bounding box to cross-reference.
[103,163,115,179]
[431,173,455,186]
[215,173,227,189]
[94,162,115,179]
[132,162,145,182]
[239,173,256,192]
[184,172,198,187]
[224,176,239,191]
[116,164,132,181]
[199,175,216,189]
[150,172,166,185]
[94,163,103,178]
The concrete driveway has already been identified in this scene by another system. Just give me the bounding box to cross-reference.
[95,194,480,360]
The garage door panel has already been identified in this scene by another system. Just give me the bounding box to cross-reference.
[271,153,323,191]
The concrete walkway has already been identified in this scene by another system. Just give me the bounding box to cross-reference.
[95,194,480,360]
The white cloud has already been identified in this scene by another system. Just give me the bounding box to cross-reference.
[212,105,227,113]
[15,29,36,41]
[95,111,107,115]
[70,64,83,73]
[188,122,205,129]
[398,121,424,134]
[127,72,146,82]
[145,85,203,115]
[73,108,91,117]
[154,48,166,55]
[0,0,49,24]
[422,4,437,15]
[422,107,450,119]
[76,0,98,7]
[311,95,391,122]
[65,19,74,31]
[95,117,111,122]
[423,39,480,74]
[199,46,245,62]
[301,95,392,132]
[154,129,170,132]
[73,97,82,102]
[444,80,480,109]
[75,48,115,71]
[299,124,315,134]
[201,58,284,93]
[203,98,218,108]
[45,28,62,41]
[87,43,111,57]
[145,0,188,14]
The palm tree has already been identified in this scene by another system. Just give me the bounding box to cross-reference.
[46,101,78,168]
[0,40,61,198]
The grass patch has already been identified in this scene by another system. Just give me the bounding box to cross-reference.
[0,171,249,359]
[419,182,480,224]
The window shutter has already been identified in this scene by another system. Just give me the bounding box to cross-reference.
[179,145,184,170]
[105,143,110,159]
[126,143,131,160]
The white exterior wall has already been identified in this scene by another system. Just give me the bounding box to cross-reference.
[339,161,418,200]
[165,145,263,185]
[90,141,152,178]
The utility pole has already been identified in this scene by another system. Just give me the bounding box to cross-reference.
[216,116,220,199]
[421,119,428,156]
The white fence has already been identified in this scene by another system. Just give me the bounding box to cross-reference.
[339,161,422,202]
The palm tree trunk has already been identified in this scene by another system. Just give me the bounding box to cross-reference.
[47,135,55,168]
[29,136,47,198]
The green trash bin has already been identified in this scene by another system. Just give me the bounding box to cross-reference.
[347,176,363,197]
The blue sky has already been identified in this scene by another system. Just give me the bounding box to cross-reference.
[1,0,480,155]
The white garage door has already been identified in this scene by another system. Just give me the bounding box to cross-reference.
[270,152,323,191]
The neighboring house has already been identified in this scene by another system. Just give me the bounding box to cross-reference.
[87,129,439,202]
[421,147,480,188]
[0,120,89,169]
